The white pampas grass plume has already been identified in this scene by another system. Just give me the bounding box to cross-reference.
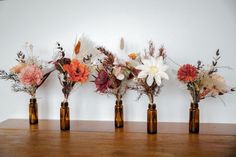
[74,35,100,67]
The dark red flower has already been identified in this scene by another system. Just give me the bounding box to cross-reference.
[177,64,198,83]
[95,70,112,93]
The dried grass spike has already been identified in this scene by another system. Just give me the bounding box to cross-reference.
[120,37,124,50]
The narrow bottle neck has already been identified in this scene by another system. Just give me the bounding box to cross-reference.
[30,98,37,103]
[61,101,69,108]
[191,102,199,109]
[116,99,122,106]
[148,104,156,110]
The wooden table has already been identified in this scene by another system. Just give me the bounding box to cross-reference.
[0,119,236,157]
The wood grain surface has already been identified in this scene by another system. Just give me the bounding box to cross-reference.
[0,119,236,157]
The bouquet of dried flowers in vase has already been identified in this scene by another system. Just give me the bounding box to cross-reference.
[177,49,235,133]
[93,41,137,128]
[0,43,55,125]
[54,36,98,130]
[129,41,169,134]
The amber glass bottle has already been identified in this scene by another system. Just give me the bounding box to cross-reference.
[60,101,70,131]
[115,99,123,128]
[147,104,157,134]
[189,103,199,133]
[29,98,38,125]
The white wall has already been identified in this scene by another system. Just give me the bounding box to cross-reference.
[0,0,236,123]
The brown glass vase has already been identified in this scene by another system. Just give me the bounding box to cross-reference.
[115,99,124,128]
[147,104,157,134]
[60,101,70,131]
[29,98,38,125]
[189,103,199,133]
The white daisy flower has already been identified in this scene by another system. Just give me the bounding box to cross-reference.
[136,56,169,86]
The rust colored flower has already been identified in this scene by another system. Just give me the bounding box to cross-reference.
[177,64,197,83]
[95,70,112,93]
[128,53,137,60]
[63,59,89,83]
[74,41,81,55]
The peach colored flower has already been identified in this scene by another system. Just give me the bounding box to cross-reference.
[19,65,43,86]
[10,63,27,74]
[113,66,125,80]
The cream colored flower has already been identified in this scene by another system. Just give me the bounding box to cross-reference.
[113,66,125,80]
[136,56,169,86]
[10,63,27,74]
[200,72,228,96]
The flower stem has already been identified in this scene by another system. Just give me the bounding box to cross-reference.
[116,93,121,101]
[148,94,154,105]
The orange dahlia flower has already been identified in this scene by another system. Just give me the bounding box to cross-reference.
[177,64,197,83]
[63,59,89,83]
